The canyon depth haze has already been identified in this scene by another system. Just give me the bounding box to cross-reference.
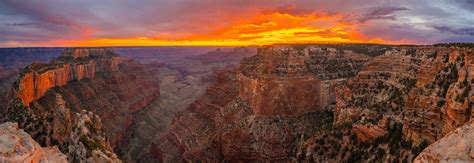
[0,0,474,163]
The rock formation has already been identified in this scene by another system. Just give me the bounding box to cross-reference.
[153,44,474,162]
[188,47,256,64]
[238,45,369,116]
[0,122,67,163]
[1,47,160,162]
[333,46,474,161]
[15,48,121,105]
[414,122,474,163]
[1,44,473,162]
[404,49,474,144]
[334,47,474,143]
[154,45,372,162]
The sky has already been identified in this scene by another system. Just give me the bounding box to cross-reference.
[0,0,473,47]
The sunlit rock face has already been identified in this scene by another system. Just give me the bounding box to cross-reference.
[2,48,160,162]
[15,48,122,105]
[403,48,474,145]
[333,47,474,145]
[59,48,117,60]
[0,122,68,163]
[155,45,372,162]
[154,45,474,162]
[414,122,474,163]
[238,45,370,116]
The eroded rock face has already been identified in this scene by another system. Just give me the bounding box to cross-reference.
[155,45,372,162]
[352,122,387,142]
[155,45,474,162]
[68,110,121,163]
[329,46,474,161]
[334,47,474,145]
[16,48,121,105]
[238,74,323,116]
[414,122,474,163]
[2,93,120,162]
[59,48,117,60]
[403,49,474,144]
[1,48,160,161]
[0,122,67,163]
[238,45,369,116]
[334,48,425,126]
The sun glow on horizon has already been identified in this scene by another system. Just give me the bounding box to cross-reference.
[0,11,416,47]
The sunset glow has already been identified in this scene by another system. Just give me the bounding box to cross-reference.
[1,0,473,47]
[39,12,410,46]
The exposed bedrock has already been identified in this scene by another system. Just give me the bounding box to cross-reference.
[1,48,160,162]
[154,45,372,162]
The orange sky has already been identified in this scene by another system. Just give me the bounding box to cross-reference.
[8,0,470,47]
[42,11,413,47]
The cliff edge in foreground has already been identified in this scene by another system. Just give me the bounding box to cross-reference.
[0,122,67,163]
[415,122,474,162]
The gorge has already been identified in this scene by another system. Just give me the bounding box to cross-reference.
[0,44,473,162]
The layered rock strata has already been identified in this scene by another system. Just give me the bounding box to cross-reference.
[239,45,369,116]
[0,122,67,163]
[332,46,474,161]
[156,45,474,162]
[1,48,160,161]
[155,45,372,162]
[404,49,474,144]
[16,48,121,105]
[334,47,474,144]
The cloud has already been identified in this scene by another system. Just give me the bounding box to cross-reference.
[5,23,36,27]
[341,6,409,23]
[358,6,409,23]
[452,0,474,11]
[433,25,474,36]
[0,0,472,47]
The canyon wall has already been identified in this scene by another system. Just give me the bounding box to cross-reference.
[332,46,474,161]
[403,49,474,144]
[156,45,474,162]
[16,49,121,105]
[154,45,372,162]
[238,75,323,116]
[334,48,474,139]
[238,45,369,116]
[2,48,160,162]
[414,122,474,162]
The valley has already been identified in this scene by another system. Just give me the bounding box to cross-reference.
[0,44,473,162]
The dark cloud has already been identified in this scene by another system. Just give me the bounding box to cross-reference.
[433,25,474,36]
[358,6,409,23]
[0,0,472,46]
[453,0,474,11]
[5,23,36,27]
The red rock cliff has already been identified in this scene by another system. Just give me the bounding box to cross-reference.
[155,45,370,162]
[15,48,121,105]
[238,45,368,116]
[4,48,160,161]
[334,46,474,147]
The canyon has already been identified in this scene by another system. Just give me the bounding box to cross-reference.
[153,44,474,162]
[0,44,473,162]
[1,47,159,162]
